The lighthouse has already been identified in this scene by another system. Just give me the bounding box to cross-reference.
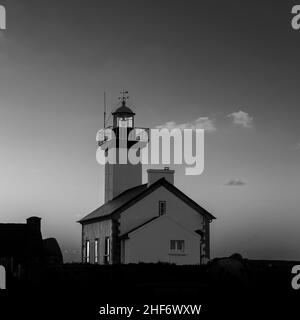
[81,93,215,265]
[97,94,149,202]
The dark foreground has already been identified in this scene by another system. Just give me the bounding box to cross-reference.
[1,258,300,319]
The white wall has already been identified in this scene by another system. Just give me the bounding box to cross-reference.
[123,215,201,265]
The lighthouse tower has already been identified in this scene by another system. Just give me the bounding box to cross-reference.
[97,94,149,203]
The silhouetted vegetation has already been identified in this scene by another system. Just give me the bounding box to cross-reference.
[3,256,300,319]
[8,256,300,299]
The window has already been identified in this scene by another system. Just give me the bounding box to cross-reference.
[94,239,99,263]
[104,237,110,264]
[127,117,133,128]
[170,240,185,253]
[159,201,166,216]
[85,240,90,263]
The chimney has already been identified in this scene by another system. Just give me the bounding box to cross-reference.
[26,216,41,234]
[147,167,175,186]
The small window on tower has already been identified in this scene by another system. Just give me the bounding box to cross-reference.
[159,201,166,216]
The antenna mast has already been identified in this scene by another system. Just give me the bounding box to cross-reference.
[103,92,106,128]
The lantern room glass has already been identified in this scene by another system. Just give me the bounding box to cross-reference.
[117,116,133,128]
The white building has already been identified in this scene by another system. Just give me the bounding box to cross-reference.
[79,98,215,265]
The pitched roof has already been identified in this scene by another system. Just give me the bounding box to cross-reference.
[79,178,216,224]
[79,183,148,223]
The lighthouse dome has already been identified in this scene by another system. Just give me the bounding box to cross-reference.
[112,102,135,116]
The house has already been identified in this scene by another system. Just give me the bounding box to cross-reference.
[79,97,215,265]
[0,217,63,285]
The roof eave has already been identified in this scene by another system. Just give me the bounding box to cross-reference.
[78,214,112,225]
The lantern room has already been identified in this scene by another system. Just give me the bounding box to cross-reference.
[112,100,135,128]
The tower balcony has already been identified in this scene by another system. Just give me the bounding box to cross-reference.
[96,126,149,148]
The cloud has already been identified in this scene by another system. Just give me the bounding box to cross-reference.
[228,110,253,128]
[296,143,300,150]
[156,117,216,132]
[225,179,246,186]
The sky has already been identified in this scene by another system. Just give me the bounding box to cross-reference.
[0,0,300,262]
